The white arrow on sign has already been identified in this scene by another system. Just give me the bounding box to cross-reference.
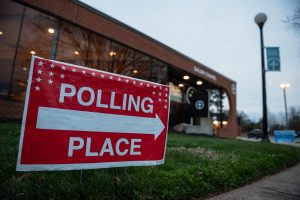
[36,107,165,139]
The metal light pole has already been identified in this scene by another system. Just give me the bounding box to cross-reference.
[280,83,290,128]
[255,13,269,142]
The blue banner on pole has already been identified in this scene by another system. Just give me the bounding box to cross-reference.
[266,47,280,71]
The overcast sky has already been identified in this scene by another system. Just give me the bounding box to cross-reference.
[81,0,300,121]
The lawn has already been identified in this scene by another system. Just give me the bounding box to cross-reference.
[1,122,300,199]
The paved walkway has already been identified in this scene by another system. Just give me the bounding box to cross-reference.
[236,135,300,148]
[208,161,300,200]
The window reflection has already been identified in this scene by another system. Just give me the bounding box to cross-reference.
[87,33,110,71]
[12,7,57,101]
[209,89,230,123]
[1,0,171,103]
[151,59,168,84]
[133,52,151,80]
[56,22,89,66]
[0,1,24,96]
[110,41,136,75]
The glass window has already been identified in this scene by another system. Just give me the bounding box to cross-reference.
[11,6,58,101]
[209,89,230,122]
[56,22,89,66]
[133,52,151,80]
[109,41,136,75]
[87,33,110,71]
[0,0,24,96]
[151,59,168,84]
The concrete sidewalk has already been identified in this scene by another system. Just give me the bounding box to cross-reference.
[208,163,300,200]
[236,135,300,148]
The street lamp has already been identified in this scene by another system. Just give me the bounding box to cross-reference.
[255,13,269,142]
[279,83,290,128]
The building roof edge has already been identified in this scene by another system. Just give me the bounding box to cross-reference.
[75,0,236,83]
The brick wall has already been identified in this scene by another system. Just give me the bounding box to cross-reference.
[0,99,24,121]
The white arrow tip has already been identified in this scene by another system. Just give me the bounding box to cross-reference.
[154,114,165,140]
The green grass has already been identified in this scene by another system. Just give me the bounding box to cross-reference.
[1,122,300,200]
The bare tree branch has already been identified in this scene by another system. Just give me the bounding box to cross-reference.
[284,3,300,35]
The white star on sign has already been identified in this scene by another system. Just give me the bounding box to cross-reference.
[92,72,95,76]
[147,84,150,87]
[165,99,167,102]
[72,69,76,72]
[158,98,161,102]
[60,74,65,79]
[36,77,42,82]
[164,105,167,109]
[133,81,136,84]
[158,92,162,96]
[165,88,168,91]
[50,63,55,68]
[152,91,156,95]
[109,76,113,80]
[159,86,162,90]
[125,79,129,83]
[37,69,42,74]
[140,82,143,86]
[48,79,53,85]
[35,86,40,91]
[82,70,86,74]
[100,74,105,78]
[153,85,156,89]
[38,61,43,66]
[165,94,167,97]
[49,71,54,76]
[62,66,66,70]
[117,78,121,81]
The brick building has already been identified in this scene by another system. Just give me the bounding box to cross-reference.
[0,0,239,137]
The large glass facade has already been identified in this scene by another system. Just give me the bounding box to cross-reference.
[56,22,89,66]
[0,1,24,96]
[151,59,168,84]
[0,0,169,102]
[87,33,111,71]
[109,41,136,75]
[12,7,58,101]
[133,52,151,80]
[209,89,230,124]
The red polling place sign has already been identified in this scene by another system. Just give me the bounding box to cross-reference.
[16,56,170,171]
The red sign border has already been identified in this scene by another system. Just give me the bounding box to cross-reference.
[16,56,170,171]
